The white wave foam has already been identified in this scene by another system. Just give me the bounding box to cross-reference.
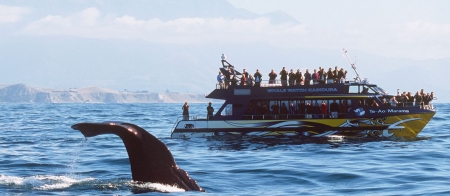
[0,174,94,190]
[129,181,186,193]
[1,174,186,193]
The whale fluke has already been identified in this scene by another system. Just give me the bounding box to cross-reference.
[71,122,204,192]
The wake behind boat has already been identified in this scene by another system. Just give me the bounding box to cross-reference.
[171,52,436,139]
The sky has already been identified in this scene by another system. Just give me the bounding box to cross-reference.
[0,0,449,101]
[228,0,450,60]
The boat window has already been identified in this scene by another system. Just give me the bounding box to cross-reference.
[221,104,233,116]
[349,85,360,93]
[234,89,251,95]
[221,104,243,116]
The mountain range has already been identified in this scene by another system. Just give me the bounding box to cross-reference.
[0,84,210,103]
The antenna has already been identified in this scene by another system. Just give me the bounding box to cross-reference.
[342,49,361,82]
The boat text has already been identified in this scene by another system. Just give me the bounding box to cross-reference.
[267,88,338,93]
[369,109,410,114]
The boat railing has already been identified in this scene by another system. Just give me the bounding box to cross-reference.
[170,117,183,134]
[242,113,345,120]
[215,79,349,89]
[171,115,208,133]
[381,101,436,110]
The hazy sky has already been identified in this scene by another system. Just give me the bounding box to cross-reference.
[228,0,450,60]
[1,0,449,60]
[0,0,448,101]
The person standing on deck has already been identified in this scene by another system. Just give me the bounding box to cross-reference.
[312,69,319,84]
[182,102,189,120]
[295,69,303,85]
[330,100,339,118]
[268,69,277,84]
[288,69,296,86]
[217,72,224,89]
[271,101,280,119]
[207,102,214,120]
[254,69,262,87]
[333,66,339,83]
[304,69,311,85]
[320,100,328,118]
[280,67,288,86]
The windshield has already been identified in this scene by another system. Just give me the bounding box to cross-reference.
[370,86,388,95]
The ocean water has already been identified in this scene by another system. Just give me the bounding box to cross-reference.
[0,103,449,195]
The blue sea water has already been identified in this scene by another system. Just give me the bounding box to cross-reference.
[0,103,449,195]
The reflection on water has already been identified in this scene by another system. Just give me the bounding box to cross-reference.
[201,135,432,151]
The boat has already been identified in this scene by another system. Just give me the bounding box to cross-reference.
[171,51,436,139]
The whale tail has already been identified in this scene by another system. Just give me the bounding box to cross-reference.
[71,122,204,192]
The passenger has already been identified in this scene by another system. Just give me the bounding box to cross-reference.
[248,75,254,86]
[414,91,422,107]
[224,67,232,89]
[295,69,303,85]
[339,100,349,117]
[330,100,339,118]
[401,91,408,107]
[313,102,321,119]
[271,101,280,119]
[182,102,189,120]
[262,104,269,116]
[361,87,369,94]
[288,69,296,86]
[207,102,214,120]
[312,69,319,84]
[305,101,313,119]
[390,97,398,107]
[429,92,435,109]
[338,68,346,83]
[254,69,262,87]
[240,74,247,85]
[420,89,425,108]
[327,68,334,84]
[424,93,431,109]
[280,103,288,119]
[319,67,327,85]
[289,101,295,114]
[320,100,328,118]
[333,66,339,83]
[304,69,311,85]
[298,100,306,118]
[280,67,288,86]
[242,69,249,78]
[217,72,224,89]
[356,100,364,107]
[255,102,263,114]
[256,102,264,119]
[268,69,277,84]
[395,92,403,107]
[406,92,414,106]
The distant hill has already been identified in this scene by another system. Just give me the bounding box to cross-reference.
[0,84,212,103]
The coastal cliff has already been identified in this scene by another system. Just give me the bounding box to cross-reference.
[0,84,211,103]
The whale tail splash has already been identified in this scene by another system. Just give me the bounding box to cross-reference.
[71,122,204,192]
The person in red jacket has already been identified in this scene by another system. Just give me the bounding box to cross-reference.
[320,100,328,119]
